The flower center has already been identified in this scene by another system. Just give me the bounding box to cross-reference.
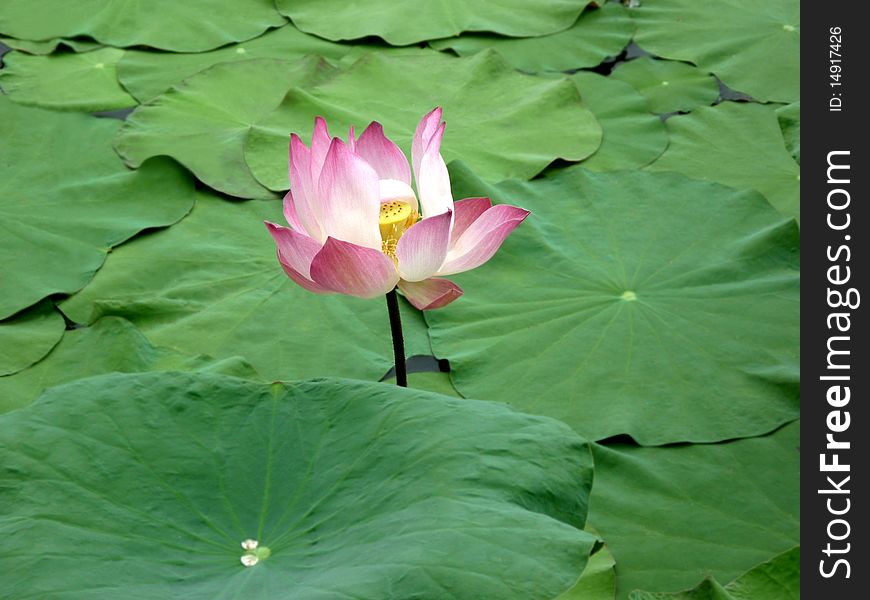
[379,201,418,260]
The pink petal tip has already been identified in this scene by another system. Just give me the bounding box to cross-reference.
[399,278,463,310]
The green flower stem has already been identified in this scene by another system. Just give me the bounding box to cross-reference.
[385,288,407,387]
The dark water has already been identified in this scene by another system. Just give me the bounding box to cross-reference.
[380,355,450,381]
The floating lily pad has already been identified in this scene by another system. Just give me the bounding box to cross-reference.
[0,47,136,111]
[118,25,355,103]
[776,102,800,165]
[0,0,286,52]
[115,57,336,199]
[0,35,101,54]
[0,301,64,377]
[609,56,719,114]
[0,372,597,599]
[245,51,602,191]
[646,102,800,222]
[333,42,443,68]
[631,0,799,103]
[276,0,593,46]
[571,71,667,170]
[61,194,433,382]
[589,422,800,599]
[719,547,799,600]
[629,547,800,600]
[558,544,617,600]
[430,3,634,73]
[0,317,259,413]
[426,163,799,445]
[0,97,195,320]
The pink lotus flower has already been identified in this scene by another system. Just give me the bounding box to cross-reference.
[265,108,529,310]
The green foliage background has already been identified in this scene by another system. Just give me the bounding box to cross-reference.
[0,0,799,598]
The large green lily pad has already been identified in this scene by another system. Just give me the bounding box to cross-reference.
[61,193,433,382]
[276,0,593,46]
[589,422,800,599]
[631,0,799,103]
[630,547,800,600]
[430,3,634,73]
[776,102,800,165]
[571,71,667,171]
[0,97,195,320]
[0,372,597,599]
[115,57,336,199]
[0,47,136,111]
[426,163,799,445]
[0,316,259,413]
[0,301,64,376]
[646,102,801,222]
[609,57,719,114]
[0,0,286,52]
[118,25,354,103]
[245,50,601,191]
